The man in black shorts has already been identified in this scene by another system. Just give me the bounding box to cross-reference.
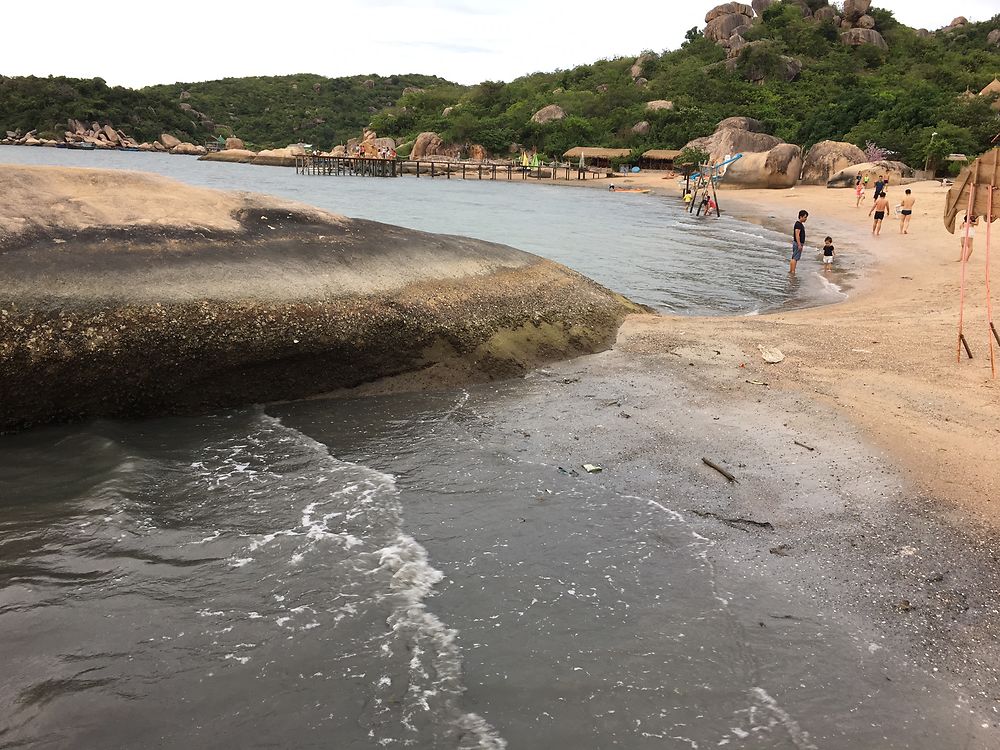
[899,189,915,234]
[790,210,808,274]
[869,191,889,236]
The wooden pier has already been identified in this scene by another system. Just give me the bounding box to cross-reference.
[293,155,611,181]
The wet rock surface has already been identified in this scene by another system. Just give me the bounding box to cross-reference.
[0,166,638,432]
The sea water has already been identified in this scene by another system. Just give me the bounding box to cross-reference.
[0,146,846,315]
[3,148,984,748]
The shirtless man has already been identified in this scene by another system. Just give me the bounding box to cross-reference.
[869,191,889,236]
[899,189,916,234]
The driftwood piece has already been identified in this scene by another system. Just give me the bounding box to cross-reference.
[702,456,738,482]
[793,440,815,451]
[688,509,774,532]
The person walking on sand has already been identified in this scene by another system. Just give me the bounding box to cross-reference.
[790,210,808,274]
[959,214,979,260]
[869,191,889,235]
[822,236,835,269]
[899,189,916,234]
[855,179,866,207]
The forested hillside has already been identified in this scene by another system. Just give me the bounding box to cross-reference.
[2,2,998,168]
[372,4,1000,168]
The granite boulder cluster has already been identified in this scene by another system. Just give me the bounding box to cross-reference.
[703,0,889,55]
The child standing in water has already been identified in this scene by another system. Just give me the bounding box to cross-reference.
[822,236,835,269]
[855,180,865,207]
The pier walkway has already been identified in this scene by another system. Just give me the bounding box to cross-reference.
[293,155,611,181]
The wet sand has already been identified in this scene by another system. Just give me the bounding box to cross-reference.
[345,175,1000,732]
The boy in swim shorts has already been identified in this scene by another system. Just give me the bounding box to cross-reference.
[899,189,915,234]
[869,191,889,236]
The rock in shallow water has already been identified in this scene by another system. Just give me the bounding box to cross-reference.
[0,165,640,432]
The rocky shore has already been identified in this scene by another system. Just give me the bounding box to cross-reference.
[0,165,640,432]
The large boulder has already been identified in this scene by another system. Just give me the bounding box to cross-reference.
[224,137,245,150]
[685,117,782,165]
[467,144,488,161]
[645,100,674,112]
[716,116,765,132]
[856,14,876,29]
[842,0,871,22]
[841,28,888,50]
[629,53,654,79]
[801,140,867,184]
[411,132,443,159]
[632,121,651,136]
[199,149,257,164]
[723,144,803,189]
[814,6,838,22]
[253,147,298,166]
[0,165,640,432]
[706,2,752,22]
[826,160,915,188]
[170,142,207,156]
[160,133,181,149]
[530,105,566,124]
[705,11,753,43]
[751,0,774,14]
[987,29,1000,46]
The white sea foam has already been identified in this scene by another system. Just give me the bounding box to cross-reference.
[751,687,818,750]
[210,414,508,748]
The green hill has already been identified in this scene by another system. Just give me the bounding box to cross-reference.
[2,3,998,169]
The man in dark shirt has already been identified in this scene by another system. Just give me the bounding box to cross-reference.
[874,177,884,197]
[790,210,808,274]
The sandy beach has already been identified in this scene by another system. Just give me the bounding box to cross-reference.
[556,174,999,526]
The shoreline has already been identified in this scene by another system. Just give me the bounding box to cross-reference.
[2,150,998,735]
[567,169,998,524]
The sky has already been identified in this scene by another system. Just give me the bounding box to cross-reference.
[1,1,998,89]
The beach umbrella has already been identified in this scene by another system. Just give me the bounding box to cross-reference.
[943,148,1000,233]
[946,148,1000,374]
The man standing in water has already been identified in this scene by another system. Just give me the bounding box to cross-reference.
[790,210,808,274]
[869,191,889,236]
[899,189,916,234]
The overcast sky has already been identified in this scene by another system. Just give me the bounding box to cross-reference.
[2,1,997,88]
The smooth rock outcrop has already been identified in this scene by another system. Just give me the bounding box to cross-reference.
[0,166,639,432]
[842,0,871,22]
[170,142,207,156]
[224,137,245,150]
[629,53,654,79]
[841,28,888,51]
[827,160,914,188]
[530,105,566,124]
[684,117,780,165]
[723,144,803,189]
[801,140,866,184]
[253,146,302,167]
[199,148,257,163]
[160,133,181,149]
[645,100,674,112]
[411,132,443,159]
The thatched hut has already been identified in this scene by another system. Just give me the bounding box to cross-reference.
[562,147,631,168]
[640,149,682,170]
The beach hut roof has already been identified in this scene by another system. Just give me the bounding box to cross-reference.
[979,78,1000,97]
[641,149,683,160]
[562,147,631,159]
